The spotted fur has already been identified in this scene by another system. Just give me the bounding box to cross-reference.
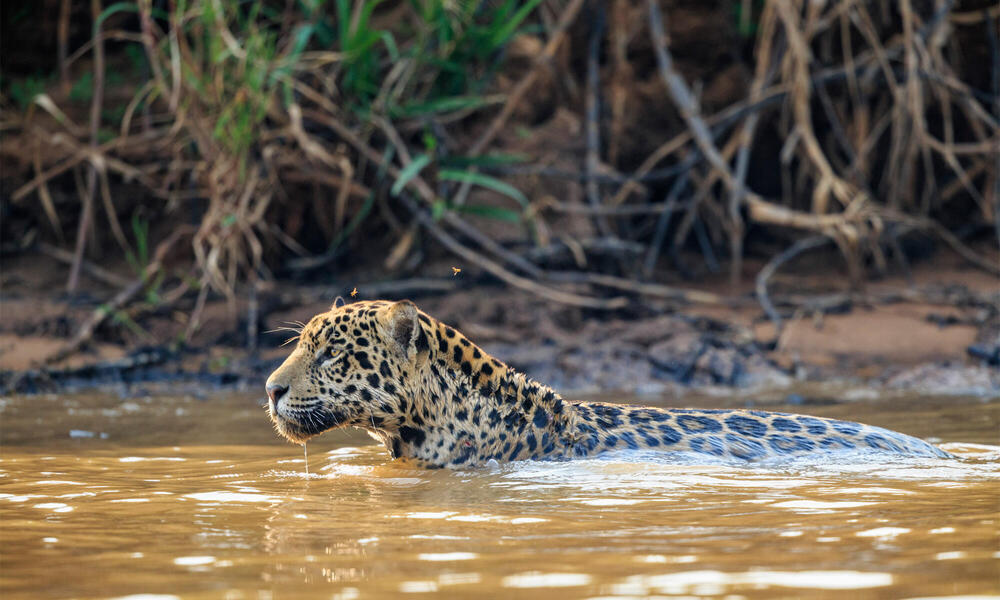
[265,300,952,467]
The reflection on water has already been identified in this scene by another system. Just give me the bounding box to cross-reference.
[0,390,998,599]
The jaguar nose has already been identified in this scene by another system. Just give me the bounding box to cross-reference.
[266,383,289,408]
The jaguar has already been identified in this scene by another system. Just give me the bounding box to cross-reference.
[265,299,952,467]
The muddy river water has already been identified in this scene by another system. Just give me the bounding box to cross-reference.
[1,387,998,599]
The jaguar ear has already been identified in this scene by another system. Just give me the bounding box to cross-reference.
[331,296,346,310]
[382,300,429,360]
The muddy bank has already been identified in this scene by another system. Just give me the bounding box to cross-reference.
[2,244,997,397]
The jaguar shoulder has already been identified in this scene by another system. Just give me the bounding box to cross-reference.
[265,299,952,467]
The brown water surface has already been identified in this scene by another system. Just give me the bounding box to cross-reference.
[1,388,998,599]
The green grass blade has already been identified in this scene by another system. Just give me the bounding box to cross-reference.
[391,154,431,196]
[488,0,544,48]
[438,168,528,207]
[380,31,399,61]
[431,199,447,221]
[397,95,494,117]
[96,2,169,31]
[289,23,317,59]
[454,204,522,222]
[440,153,529,169]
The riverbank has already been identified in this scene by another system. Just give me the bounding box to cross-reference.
[2,242,996,397]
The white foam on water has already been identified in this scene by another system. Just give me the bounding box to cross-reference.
[856,527,911,538]
[774,500,877,510]
[183,492,278,503]
[173,556,215,566]
[417,552,478,561]
[617,569,893,593]
[501,572,593,588]
[438,573,481,586]
[398,580,438,593]
[32,502,73,513]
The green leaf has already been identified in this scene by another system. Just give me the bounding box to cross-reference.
[131,213,149,267]
[9,76,49,110]
[335,0,350,43]
[391,154,431,196]
[431,200,447,221]
[289,23,316,59]
[379,31,399,61]
[422,131,437,153]
[97,128,116,144]
[96,3,168,31]
[123,43,146,73]
[455,204,522,222]
[441,153,529,169]
[96,2,138,31]
[69,72,93,103]
[314,20,335,46]
[438,169,528,207]
[397,95,493,117]
[488,0,544,48]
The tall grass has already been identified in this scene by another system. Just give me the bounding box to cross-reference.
[20,0,546,301]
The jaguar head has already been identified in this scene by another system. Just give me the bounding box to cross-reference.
[265,299,429,444]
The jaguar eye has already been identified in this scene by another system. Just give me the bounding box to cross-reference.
[320,347,340,363]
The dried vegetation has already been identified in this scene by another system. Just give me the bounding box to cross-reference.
[1,0,997,363]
